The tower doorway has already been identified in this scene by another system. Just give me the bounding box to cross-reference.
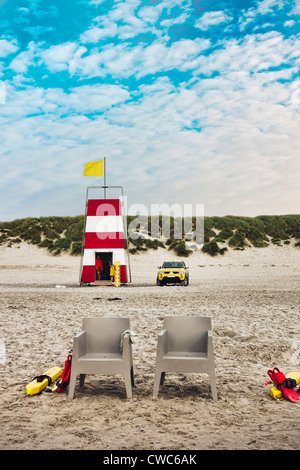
[95,252,113,281]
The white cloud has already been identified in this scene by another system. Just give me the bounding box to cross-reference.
[238,0,298,31]
[81,0,193,44]
[80,18,118,43]
[9,47,34,74]
[256,0,285,14]
[138,5,163,24]
[40,42,87,72]
[80,1,151,43]
[0,81,5,103]
[46,37,210,79]
[89,0,106,4]
[284,19,295,27]
[2,82,130,119]
[0,38,18,57]
[160,13,189,28]
[191,31,300,79]
[195,11,233,30]
[67,84,130,112]
[289,0,300,15]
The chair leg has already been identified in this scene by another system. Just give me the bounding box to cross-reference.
[153,370,164,398]
[131,367,134,388]
[68,370,76,400]
[209,371,218,401]
[79,374,85,387]
[123,368,133,399]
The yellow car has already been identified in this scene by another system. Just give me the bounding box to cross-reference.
[157,261,189,286]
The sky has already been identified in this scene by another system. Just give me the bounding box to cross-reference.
[0,0,299,221]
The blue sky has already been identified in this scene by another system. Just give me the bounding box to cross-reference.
[0,0,299,221]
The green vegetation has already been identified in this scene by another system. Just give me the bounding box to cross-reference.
[201,214,300,254]
[0,214,299,257]
[129,238,165,254]
[0,215,84,256]
[166,240,193,257]
[202,240,228,257]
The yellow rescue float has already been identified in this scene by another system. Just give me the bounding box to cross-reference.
[25,367,62,396]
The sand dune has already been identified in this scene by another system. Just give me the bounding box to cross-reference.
[0,243,299,450]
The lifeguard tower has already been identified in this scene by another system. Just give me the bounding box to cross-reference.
[79,185,131,286]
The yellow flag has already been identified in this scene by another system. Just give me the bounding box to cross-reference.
[83,159,104,177]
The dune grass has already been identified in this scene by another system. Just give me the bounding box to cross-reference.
[0,214,299,257]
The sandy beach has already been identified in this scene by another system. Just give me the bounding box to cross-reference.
[0,242,299,451]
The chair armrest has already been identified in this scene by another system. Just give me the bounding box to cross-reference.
[121,332,132,356]
[207,330,214,356]
[72,331,86,359]
[157,329,168,357]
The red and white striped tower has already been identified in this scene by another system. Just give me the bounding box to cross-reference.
[80,191,131,285]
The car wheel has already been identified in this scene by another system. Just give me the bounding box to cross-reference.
[157,278,164,286]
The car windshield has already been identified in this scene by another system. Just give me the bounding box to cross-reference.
[162,262,184,268]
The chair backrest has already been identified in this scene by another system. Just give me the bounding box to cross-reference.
[82,317,130,354]
[163,316,212,353]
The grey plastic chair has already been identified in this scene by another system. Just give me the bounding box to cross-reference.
[69,317,134,399]
[153,316,218,400]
